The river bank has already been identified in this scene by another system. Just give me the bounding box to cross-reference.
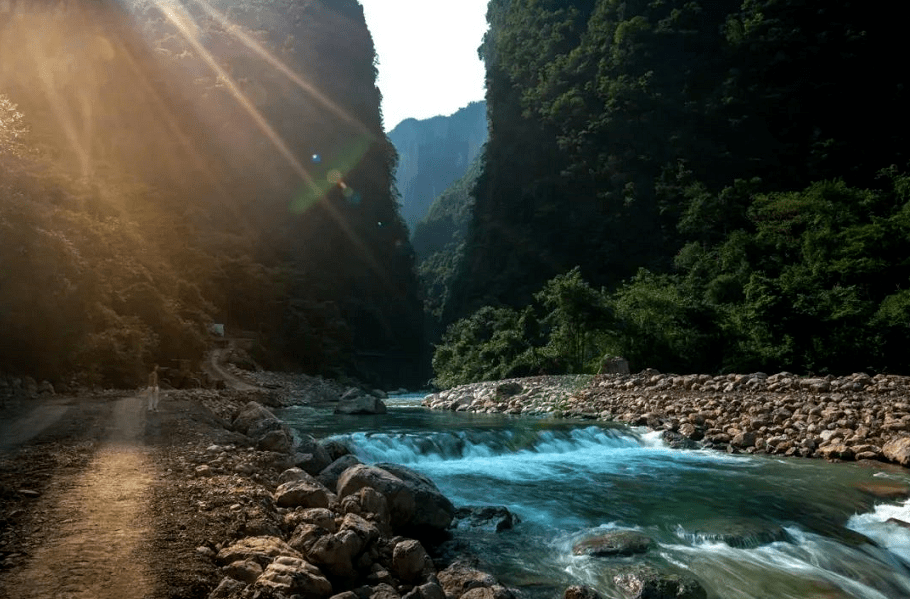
[0,377,521,599]
[422,371,910,467]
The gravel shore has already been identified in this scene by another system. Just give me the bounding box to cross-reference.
[423,371,910,466]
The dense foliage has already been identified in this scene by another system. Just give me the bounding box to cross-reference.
[434,0,910,385]
[0,0,425,388]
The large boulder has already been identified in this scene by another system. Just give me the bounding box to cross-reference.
[306,529,364,578]
[318,454,363,490]
[232,402,279,435]
[376,463,455,532]
[337,465,416,531]
[883,436,910,467]
[295,434,334,474]
[256,555,333,598]
[274,479,331,509]
[216,536,302,567]
[391,539,434,583]
[436,560,515,599]
[335,389,388,415]
[258,428,294,453]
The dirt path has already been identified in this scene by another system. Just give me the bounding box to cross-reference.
[0,399,71,451]
[205,346,260,392]
[0,394,155,599]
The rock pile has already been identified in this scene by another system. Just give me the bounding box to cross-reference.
[424,371,910,467]
[179,399,518,599]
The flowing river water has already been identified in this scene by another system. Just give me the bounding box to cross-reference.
[280,393,910,599]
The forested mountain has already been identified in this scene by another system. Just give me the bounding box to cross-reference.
[435,0,910,384]
[0,0,425,388]
[413,153,482,340]
[388,101,487,233]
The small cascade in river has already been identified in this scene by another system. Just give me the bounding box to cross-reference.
[280,394,910,599]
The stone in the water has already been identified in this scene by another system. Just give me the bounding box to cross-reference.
[612,565,706,599]
[572,530,653,557]
[256,555,333,597]
[453,506,520,532]
[564,586,601,599]
[684,518,789,548]
[661,431,700,450]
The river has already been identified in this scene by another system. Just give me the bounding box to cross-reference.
[280,393,910,599]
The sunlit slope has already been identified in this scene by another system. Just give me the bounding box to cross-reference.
[0,0,424,388]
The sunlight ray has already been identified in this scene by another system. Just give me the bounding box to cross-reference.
[187,0,372,138]
[149,0,396,292]
[152,0,318,191]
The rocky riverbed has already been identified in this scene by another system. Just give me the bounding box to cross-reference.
[423,371,910,467]
[0,374,523,599]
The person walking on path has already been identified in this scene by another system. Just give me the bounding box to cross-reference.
[147,364,160,412]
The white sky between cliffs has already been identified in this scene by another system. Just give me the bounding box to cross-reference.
[358,0,489,131]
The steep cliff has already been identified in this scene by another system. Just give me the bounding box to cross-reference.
[0,0,425,387]
[388,101,487,233]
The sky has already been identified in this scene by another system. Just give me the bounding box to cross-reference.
[358,0,489,131]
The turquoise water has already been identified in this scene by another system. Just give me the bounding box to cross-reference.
[280,394,910,599]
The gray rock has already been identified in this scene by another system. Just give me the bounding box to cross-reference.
[612,565,706,599]
[258,428,294,453]
[278,467,313,485]
[223,559,263,584]
[288,523,332,555]
[318,455,363,489]
[208,577,246,599]
[572,530,653,557]
[275,479,331,509]
[337,465,416,532]
[216,536,302,567]
[452,506,520,532]
[232,402,278,435]
[564,586,601,599]
[391,539,434,583]
[256,555,333,597]
[661,430,700,450]
[322,439,352,461]
[883,436,910,467]
[296,434,334,474]
[335,393,388,415]
[377,463,456,533]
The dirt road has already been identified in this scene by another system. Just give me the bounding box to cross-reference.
[1,394,155,599]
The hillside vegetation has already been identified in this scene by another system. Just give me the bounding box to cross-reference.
[434,0,910,386]
[0,0,424,388]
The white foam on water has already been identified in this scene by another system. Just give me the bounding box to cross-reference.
[659,527,907,599]
[847,498,910,565]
